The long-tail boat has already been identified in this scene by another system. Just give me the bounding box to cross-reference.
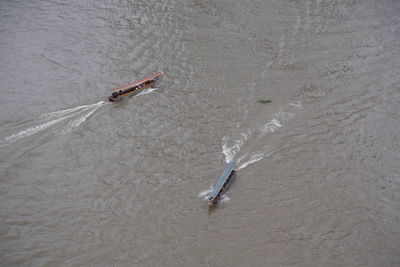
[208,162,236,206]
[108,72,164,102]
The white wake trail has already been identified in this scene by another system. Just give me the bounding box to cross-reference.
[221,103,301,168]
[198,186,213,200]
[4,112,78,144]
[262,118,282,133]
[138,87,158,96]
[237,151,265,170]
[222,130,253,163]
[58,101,106,134]
[198,185,231,204]
[39,102,103,120]
[1,101,106,146]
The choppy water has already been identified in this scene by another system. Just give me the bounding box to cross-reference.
[1,0,400,266]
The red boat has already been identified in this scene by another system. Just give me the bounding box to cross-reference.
[108,72,164,102]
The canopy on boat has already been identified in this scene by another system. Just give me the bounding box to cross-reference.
[112,72,163,92]
[209,162,236,200]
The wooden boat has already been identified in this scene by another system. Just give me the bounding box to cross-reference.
[108,72,164,102]
[208,162,236,206]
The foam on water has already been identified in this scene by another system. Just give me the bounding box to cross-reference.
[138,87,159,95]
[58,101,106,134]
[222,129,252,163]
[39,102,104,120]
[198,185,231,204]
[262,118,282,133]
[198,186,213,200]
[237,151,265,170]
[1,101,107,146]
[219,195,231,204]
[222,103,301,167]
[288,102,302,108]
[3,113,78,145]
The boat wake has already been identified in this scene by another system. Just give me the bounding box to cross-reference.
[1,101,107,146]
[222,102,301,170]
[237,151,266,170]
[198,186,231,204]
[138,87,159,96]
[198,103,302,203]
[199,102,301,204]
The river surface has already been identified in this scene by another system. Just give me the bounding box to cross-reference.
[1,0,400,266]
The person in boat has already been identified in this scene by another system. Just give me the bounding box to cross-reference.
[119,90,123,95]
[111,92,119,98]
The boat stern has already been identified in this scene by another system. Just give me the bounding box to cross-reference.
[108,96,121,102]
[208,198,218,207]
[108,91,122,102]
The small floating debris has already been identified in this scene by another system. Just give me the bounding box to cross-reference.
[257,99,272,104]
[208,162,236,207]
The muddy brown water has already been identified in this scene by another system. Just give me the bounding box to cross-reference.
[1,0,400,266]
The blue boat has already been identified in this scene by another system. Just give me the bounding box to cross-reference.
[208,162,236,206]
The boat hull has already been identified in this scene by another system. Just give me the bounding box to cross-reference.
[108,81,154,102]
[208,162,236,206]
[108,72,163,102]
